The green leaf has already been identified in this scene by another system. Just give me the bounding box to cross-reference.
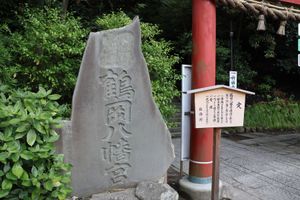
[2,179,12,190]
[46,89,52,95]
[0,143,7,151]
[47,133,60,143]
[12,163,24,179]
[29,144,40,152]
[21,171,29,181]
[38,152,50,158]
[33,122,46,134]
[0,110,6,119]
[32,178,41,188]
[54,154,64,163]
[24,99,34,113]
[9,118,21,125]
[0,170,4,177]
[0,152,9,163]
[4,127,12,138]
[59,187,72,198]
[48,94,61,100]
[44,180,53,191]
[6,171,17,181]
[0,132,4,140]
[13,101,22,113]
[31,188,41,200]
[31,166,38,177]
[3,163,10,173]
[21,180,31,187]
[11,153,20,162]
[53,180,61,187]
[0,189,9,198]
[0,121,10,127]
[58,192,67,200]
[39,112,51,120]
[16,123,30,132]
[50,130,58,136]
[20,151,34,160]
[26,129,37,146]
[15,132,26,139]
[39,87,47,97]
[7,141,21,153]
[18,190,29,198]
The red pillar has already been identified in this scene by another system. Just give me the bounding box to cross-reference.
[189,0,216,184]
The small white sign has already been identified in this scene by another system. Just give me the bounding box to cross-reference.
[229,71,237,88]
[298,23,300,36]
[298,54,300,67]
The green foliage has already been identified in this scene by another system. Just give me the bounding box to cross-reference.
[6,7,87,102]
[255,75,276,99]
[245,99,300,130]
[169,31,257,89]
[96,11,132,29]
[2,0,300,105]
[0,86,71,199]
[96,11,180,122]
[249,32,276,59]
[216,40,257,88]
[0,25,15,86]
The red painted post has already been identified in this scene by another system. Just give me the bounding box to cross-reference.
[189,0,216,184]
[279,0,300,5]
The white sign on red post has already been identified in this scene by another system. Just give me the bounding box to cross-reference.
[229,71,237,88]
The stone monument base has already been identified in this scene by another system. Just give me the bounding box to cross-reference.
[179,177,223,200]
[88,181,178,200]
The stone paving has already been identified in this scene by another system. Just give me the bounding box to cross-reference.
[172,132,300,200]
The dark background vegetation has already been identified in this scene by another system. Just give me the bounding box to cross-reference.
[1,0,300,128]
[2,0,300,96]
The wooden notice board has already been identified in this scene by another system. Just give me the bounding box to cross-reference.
[187,85,255,129]
[187,85,254,200]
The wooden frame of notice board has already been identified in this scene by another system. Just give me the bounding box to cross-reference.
[187,85,255,200]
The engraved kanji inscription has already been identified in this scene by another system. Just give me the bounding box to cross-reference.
[99,69,135,184]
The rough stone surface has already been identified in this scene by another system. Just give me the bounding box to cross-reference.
[236,127,245,133]
[55,120,72,163]
[135,181,178,200]
[70,18,174,197]
[90,188,138,200]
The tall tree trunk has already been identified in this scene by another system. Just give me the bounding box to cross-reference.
[62,0,69,17]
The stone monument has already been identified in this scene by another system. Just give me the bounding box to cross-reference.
[70,17,175,197]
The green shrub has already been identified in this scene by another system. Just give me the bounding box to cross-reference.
[96,11,180,123]
[0,25,15,86]
[216,40,257,88]
[244,99,300,130]
[7,7,87,102]
[0,86,71,200]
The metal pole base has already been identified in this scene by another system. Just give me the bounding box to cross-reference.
[179,177,223,200]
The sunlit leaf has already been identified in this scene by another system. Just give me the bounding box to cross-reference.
[26,129,37,146]
[12,163,24,179]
